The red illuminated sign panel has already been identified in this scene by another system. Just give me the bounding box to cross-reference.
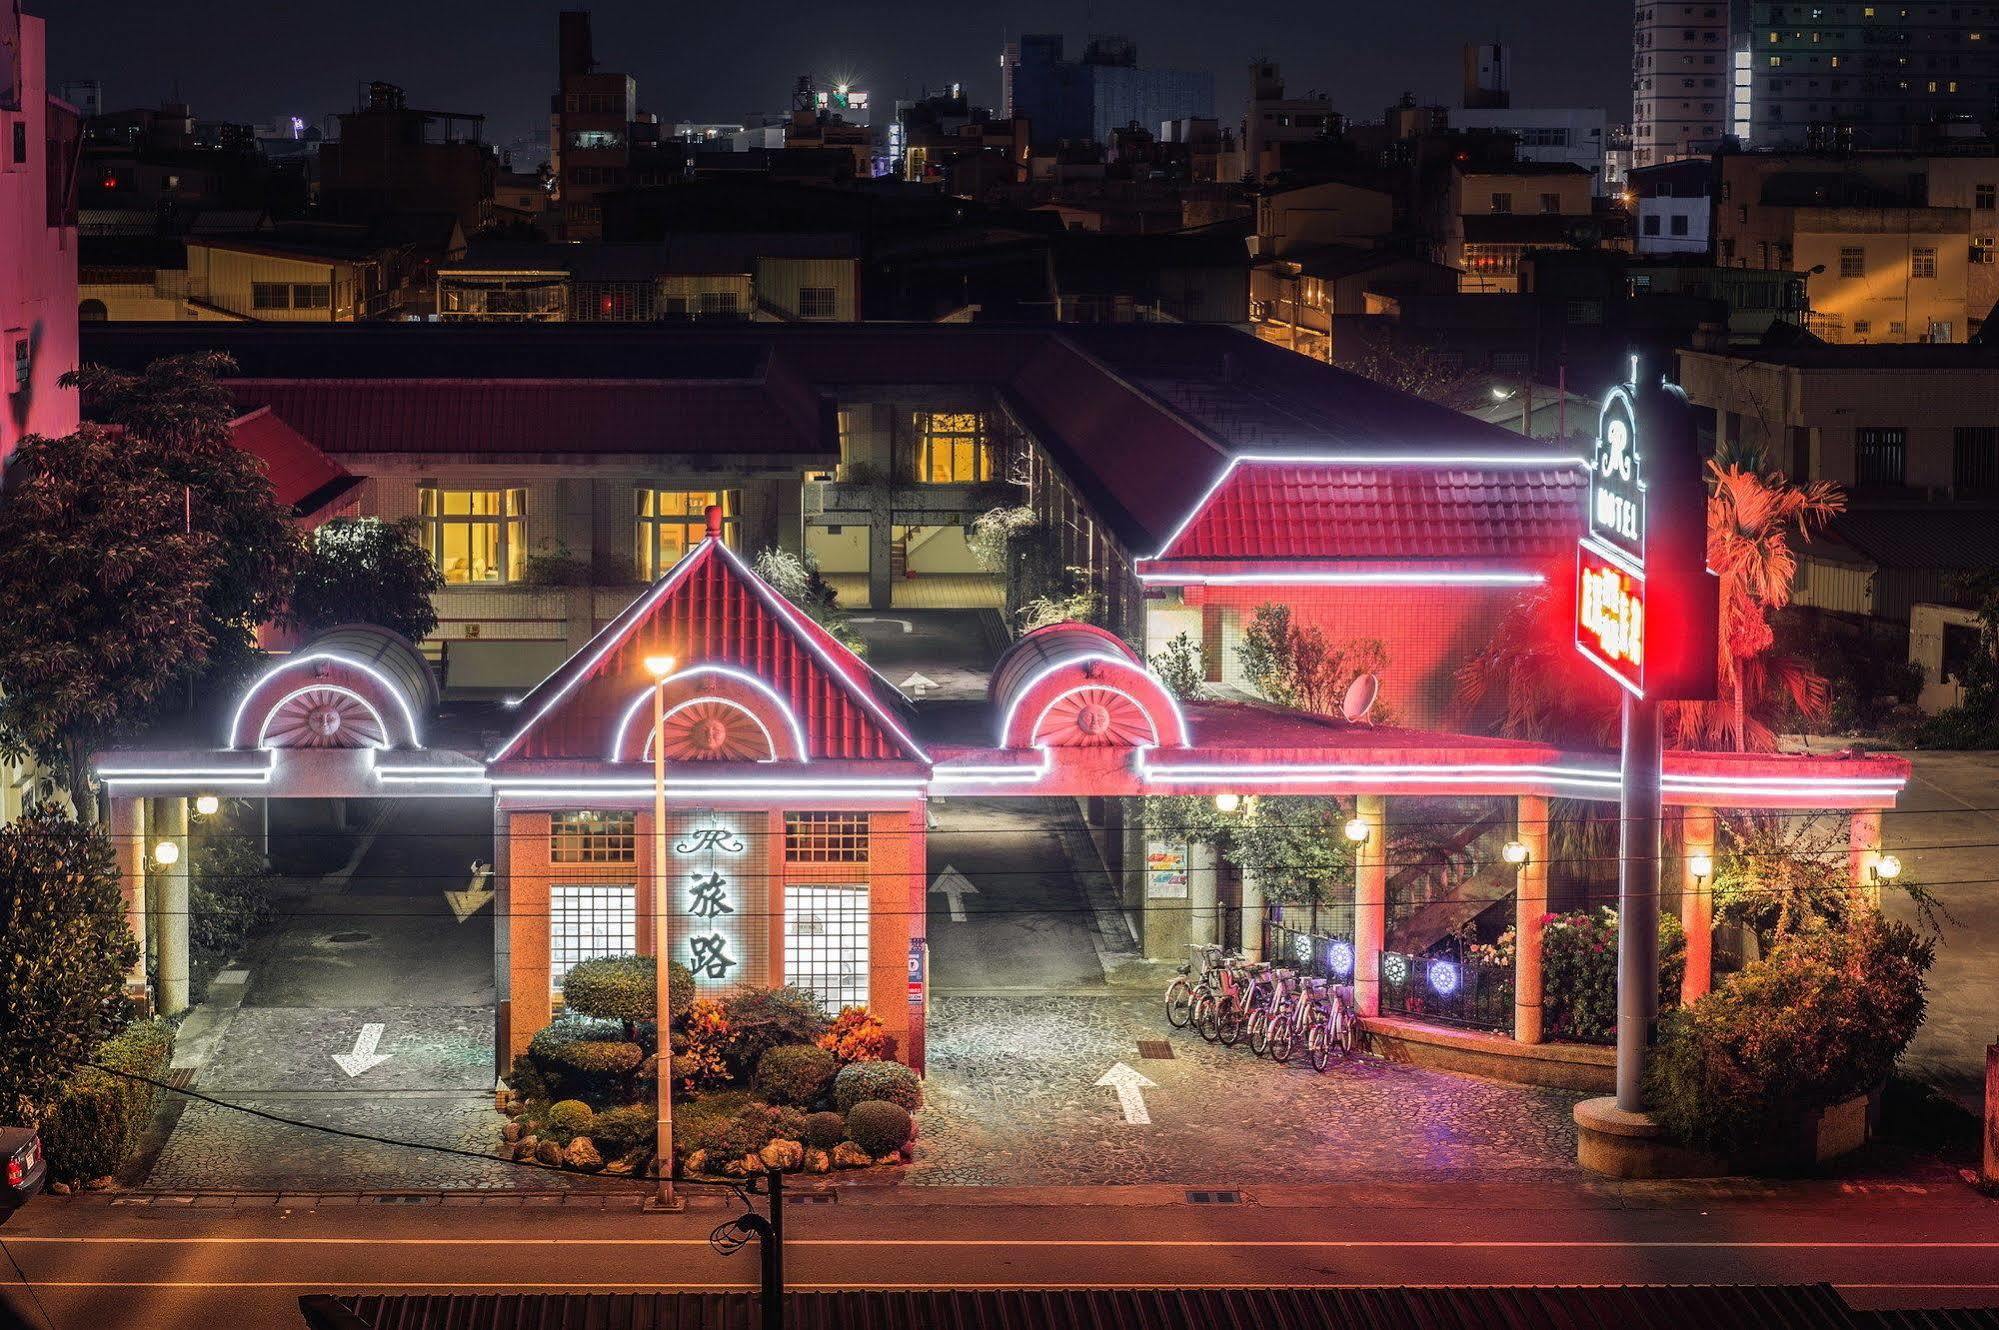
[1576,545,1645,695]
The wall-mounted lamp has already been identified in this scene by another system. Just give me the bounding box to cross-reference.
[1343,817,1371,845]
[1871,854,1902,883]
[1213,793,1242,814]
[194,794,221,817]
[1688,851,1714,881]
[150,840,180,868]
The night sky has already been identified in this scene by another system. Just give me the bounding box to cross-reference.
[51,0,1630,158]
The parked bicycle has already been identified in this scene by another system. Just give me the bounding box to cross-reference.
[1243,966,1301,1057]
[1164,944,1229,1029]
[1194,957,1266,1044]
[1304,981,1359,1072]
[1265,974,1324,1064]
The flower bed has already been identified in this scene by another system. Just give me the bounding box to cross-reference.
[499,957,917,1178]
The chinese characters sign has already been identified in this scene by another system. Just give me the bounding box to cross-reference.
[671,820,752,986]
[1577,546,1645,695]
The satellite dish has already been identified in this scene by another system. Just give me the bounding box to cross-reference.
[1342,673,1380,724]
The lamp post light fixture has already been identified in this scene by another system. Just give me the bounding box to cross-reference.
[1688,851,1714,882]
[1213,793,1242,814]
[193,794,221,817]
[1871,853,1902,884]
[150,840,180,868]
[1501,839,1530,867]
[643,652,681,1211]
[1343,816,1371,845]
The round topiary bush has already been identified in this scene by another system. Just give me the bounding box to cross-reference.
[752,1043,836,1107]
[547,1099,594,1137]
[589,1103,655,1151]
[549,1040,645,1075]
[845,1100,913,1157]
[803,1111,846,1150]
[719,986,831,1079]
[833,1059,922,1113]
[560,955,695,1030]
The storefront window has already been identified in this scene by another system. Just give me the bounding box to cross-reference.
[636,488,737,579]
[550,811,637,864]
[419,487,526,584]
[784,884,870,1012]
[550,884,634,991]
[913,412,991,484]
[784,812,871,863]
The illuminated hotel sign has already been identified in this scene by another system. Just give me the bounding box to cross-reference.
[1574,360,1718,702]
[673,820,747,984]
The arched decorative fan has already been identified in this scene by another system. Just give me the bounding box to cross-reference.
[654,700,775,761]
[1032,686,1157,748]
[262,688,387,750]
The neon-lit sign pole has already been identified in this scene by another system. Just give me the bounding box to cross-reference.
[1575,358,1717,1115]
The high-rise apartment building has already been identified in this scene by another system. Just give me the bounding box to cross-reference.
[1005,34,1212,146]
[1633,1,1733,167]
[551,11,677,240]
[1732,2,1999,150]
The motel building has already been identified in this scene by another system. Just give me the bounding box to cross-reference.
[87,322,1910,1103]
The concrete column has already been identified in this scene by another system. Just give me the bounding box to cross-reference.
[1188,841,1219,949]
[1680,806,1717,1005]
[1240,865,1265,962]
[1353,794,1387,1018]
[1513,794,1550,1046]
[109,796,148,1001]
[491,802,512,1078]
[867,491,895,611]
[151,796,190,1018]
[1849,807,1883,908]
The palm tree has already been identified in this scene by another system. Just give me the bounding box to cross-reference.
[1668,462,1843,753]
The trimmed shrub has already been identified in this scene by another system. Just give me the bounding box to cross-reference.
[833,1059,922,1113]
[41,1019,175,1184]
[589,1103,654,1151]
[752,1044,835,1107]
[803,1111,847,1150]
[1648,914,1932,1157]
[507,1051,551,1105]
[719,987,830,1079]
[845,1100,913,1157]
[549,1040,644,1076]
[675,1091,753,1161]
[561,954,695,1031]
[189,838,277,1000]
[818,1007,896,1065]
[547,1100,595,1137]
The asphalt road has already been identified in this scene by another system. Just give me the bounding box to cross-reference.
[5,1180,1999,1328]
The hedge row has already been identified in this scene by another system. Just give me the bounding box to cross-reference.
[40,1019,175,1184]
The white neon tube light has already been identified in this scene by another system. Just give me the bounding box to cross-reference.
[605,665,809,763]
[253,685,392,751]
[227,652,425,750]
[996,653,1190,749]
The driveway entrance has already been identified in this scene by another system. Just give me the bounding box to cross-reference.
[146,798,520,1190]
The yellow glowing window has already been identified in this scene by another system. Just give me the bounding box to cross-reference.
[784,812,871,864]
[913,412,991,484]
[419,487,526,584]
[551,811,638,864]
[636,489,737,579]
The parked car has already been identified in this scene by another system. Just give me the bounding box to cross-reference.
[0,1127,46,1207]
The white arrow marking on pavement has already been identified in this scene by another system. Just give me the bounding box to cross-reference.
[444,886,495,923]
[1095,1062,1158,1125]
[929,865,979,923]
[333,1023,391,1077]
[850,617,914,633]
[901,671,939,699]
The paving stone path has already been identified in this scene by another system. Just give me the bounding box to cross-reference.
[907,994,1584,1186]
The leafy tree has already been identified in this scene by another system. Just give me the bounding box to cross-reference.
[285,518,443,644]
[752,547,865,655]
[1149,632,1206,701]
[1235,604,1389,717]
[0,806,139,1124]
[1341,335,1488,412]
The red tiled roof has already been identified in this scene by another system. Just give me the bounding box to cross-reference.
[226,375,828,459]
[1154,459,1585,564]
[227,407,360,521]
[492,537,924,764]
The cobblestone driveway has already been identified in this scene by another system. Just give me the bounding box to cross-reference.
[908,994,1584,1186]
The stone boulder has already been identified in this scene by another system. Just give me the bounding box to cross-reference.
[562,1137,604,1172]
[759,1139,805,1172]
[535,1139,564,1167]
[684,1149,709,1176]
[804,1148,832,1175]
[831,1142,872,1169]
[875,1153,904,1167]
[501,1120,525,1144]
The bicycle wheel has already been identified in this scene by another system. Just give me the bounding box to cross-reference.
[1268,1017,1295,1064]
[1218,997,1246,1046]
[1193,993,1220,1042]
[1165,978,1195,1028]
[1245,1009,1270,1055]
[1336,1006,1358,1057]
[1307,1025,1330,1073]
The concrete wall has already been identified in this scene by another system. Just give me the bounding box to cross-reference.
[1911,601,1983,713]
[1795,208,1971,343]
[184,243,364,321]
[1,14,80,468]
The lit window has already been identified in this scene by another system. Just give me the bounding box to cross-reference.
[551,884,635,992]
[785,812,871,864]
[551,811,637,864]
[419,488,526,584]
[635,489,737,578]
[913,411,991,484]
[785,884,870,1013]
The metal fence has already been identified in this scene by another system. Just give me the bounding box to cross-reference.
[1264,919,1359,986]
[1377,949,1513,1033]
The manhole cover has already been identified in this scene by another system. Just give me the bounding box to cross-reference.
[1185,1190,1241,1205]
[1136,1040,1174,1060]
[786,1192,837,1205]
[327,931,372,943]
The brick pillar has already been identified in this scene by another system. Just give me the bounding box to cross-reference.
[110,796,148,1002]
[1680,806,1717,1005]
[492,802,512,1076]
[1513,794,1550,1045]
[1189,841,1219,948]
[505,811,552,1064]
[868,804,925,1074]
[1849,807,1883,908]
[151,796,189,1018]
[1353,794,1387,1018]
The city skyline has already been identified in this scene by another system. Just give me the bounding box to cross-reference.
[51,0,1632,149]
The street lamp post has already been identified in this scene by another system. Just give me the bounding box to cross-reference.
[645,653,681,1211]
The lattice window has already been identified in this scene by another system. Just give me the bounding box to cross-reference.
[550,811,638,864]
[785,884,870,1012]
[785,812,871,864]
[550,884,635,990]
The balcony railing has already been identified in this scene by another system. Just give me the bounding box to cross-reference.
[1378,948,1512,1033]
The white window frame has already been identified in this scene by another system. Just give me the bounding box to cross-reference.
[784,884,870,1013]
[551,884,636,991]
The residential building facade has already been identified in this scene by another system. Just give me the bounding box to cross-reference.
[1633,0,1733,167]
[1006,34,1213,147]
